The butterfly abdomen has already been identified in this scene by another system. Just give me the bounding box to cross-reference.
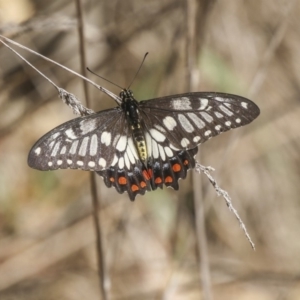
[132,126,148,162]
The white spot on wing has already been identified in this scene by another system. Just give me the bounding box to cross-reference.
[80,118,97,134]
[178,114,194,132]
[198,98,208,110]
[193,136,201,143]
[204,130,211,136]
[145,133,152,158]
[34,147,41,155]
[118,157,125,169]
[60,146,66,155]
[112,134,120,147]
[49,141,55,149]
[154,124,166,133]
[124,153,130,169]
[171,97,191,110]
[149,128,166,142]
[78,137,89,156]
[88,161,96,168]
[152,140,159,159]
[219,105,233,116]
[241,102,248,109]
[163,116,177,130]
[164,147,173,157]
[67,159,72,165]
[48,162,53,167]
[215,125,222,131]
[128,138,138,159]
[170,144,180,151]
[51,142,61,156]
[65,129,77,139]
[116,136,127,152]
[57,160,62,165]
[158,145,166,161]
[180,138,190,147]
[187,113,205,129]
[200,112,213,123]
[214,112,223,118]
[50,132,61,140]
[101,131,111,146]
[90,134,98,156]
[236,118,241,123]
[77,160,84,166]
[225,121,231,127]
[98,158,107,168]
[215,96,224,102]
[126,143,136,164]
[111,155,118,166]
[69,140,79,154]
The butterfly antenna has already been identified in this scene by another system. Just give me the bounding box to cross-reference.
[87,67,124,90]
[127,52,148,90]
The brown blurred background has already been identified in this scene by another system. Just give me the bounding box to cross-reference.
[0,0,299,299]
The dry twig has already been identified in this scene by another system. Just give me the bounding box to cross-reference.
[195,163,255,250]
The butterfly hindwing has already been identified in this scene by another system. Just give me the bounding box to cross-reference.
[97,162,151,200]
[148,147,198,191]
[97,147,198,200]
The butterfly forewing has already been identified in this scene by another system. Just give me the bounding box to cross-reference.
[28,107,133,171]
[139,92,260,150]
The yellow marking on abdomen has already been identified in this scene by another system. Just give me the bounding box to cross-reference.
[132,125,148,162]
[137,140,147,161]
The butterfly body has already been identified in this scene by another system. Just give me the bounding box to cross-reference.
[28,90,260,200]
[121,90,148,163]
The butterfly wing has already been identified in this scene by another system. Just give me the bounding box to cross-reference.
[139,92,260,150]
[28,107,135,172]
[97,147,198,200]
[132,92,259,193]
[28,106,155,199]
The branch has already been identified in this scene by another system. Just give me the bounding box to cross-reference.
[0,37,94,116]
[195,162,255,250]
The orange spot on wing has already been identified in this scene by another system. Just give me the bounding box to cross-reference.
[140,181,146,188]
[143,169,152,180]
[183,160,189,165]
[155,177,162,184]
[131,184,139,192]
[172,163,181,172]
[109,177,115,182]
[165,176,173,183]
[118,177,127,185]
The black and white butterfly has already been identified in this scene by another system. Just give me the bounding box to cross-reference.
[28,89,260,200]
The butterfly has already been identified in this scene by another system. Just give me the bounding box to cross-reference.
[28,89,260,200]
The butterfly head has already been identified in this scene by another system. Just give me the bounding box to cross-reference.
[120,89,134,101]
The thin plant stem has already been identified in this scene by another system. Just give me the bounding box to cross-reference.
[0,34,121,103]
[75,0,108,299]
[186,0,214,299]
